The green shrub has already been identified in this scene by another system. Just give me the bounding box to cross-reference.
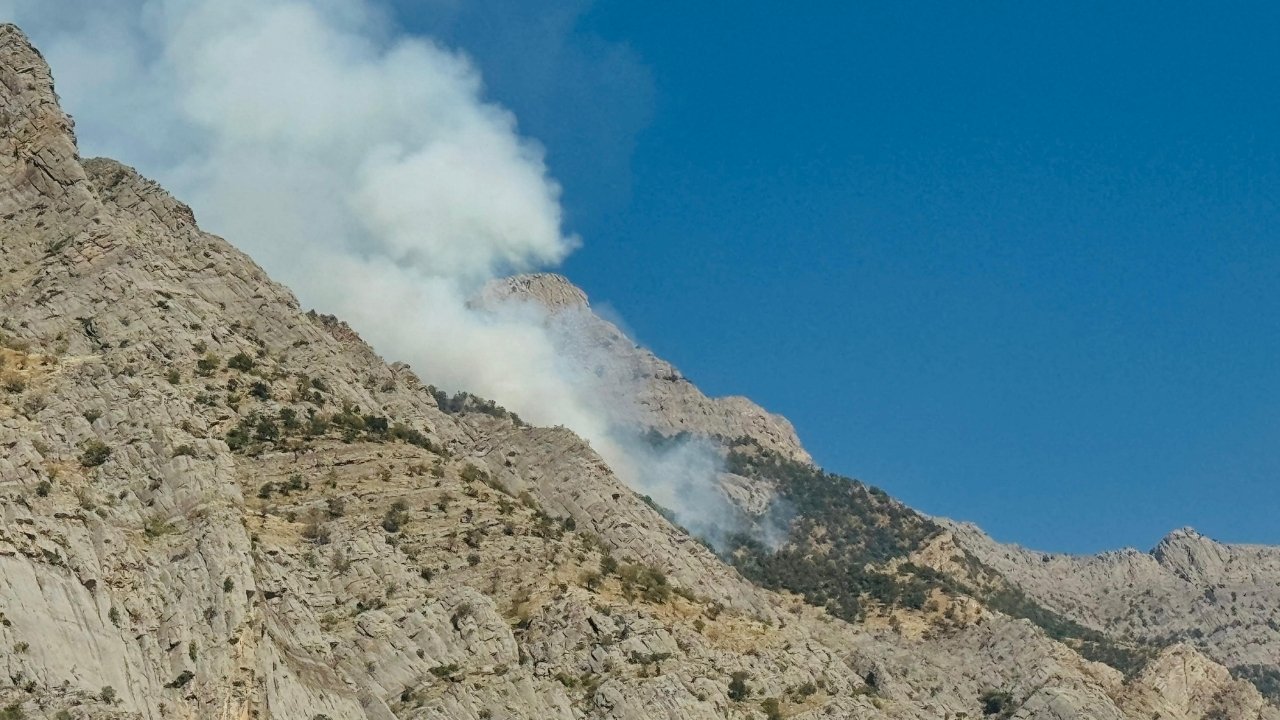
[196,353,220,376]
[227,353,255,372]
[254,416,279,442]
[618,563,672,603]
[382,500,409,533]
[724,440,943,622]
[430,663,461,679]
[1233,664,1280,704]
[600,554,619,576]
[728,670,751,701]
[80,439,112,468]
[326,496,346,518]
[144,515,176,538]
[979,689,1015,717]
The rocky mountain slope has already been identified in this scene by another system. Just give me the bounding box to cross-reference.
[946,522,1280,703]
[485,273,810,463]
[490,275,1280,706]
[0,23,1277,720]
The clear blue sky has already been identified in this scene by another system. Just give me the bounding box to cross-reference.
[394,1,1280,553]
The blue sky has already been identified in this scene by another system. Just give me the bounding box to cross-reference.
[400,2,1280,553]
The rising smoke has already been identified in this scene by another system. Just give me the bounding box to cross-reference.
[1,0,770,549]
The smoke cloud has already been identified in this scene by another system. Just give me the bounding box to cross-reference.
[1,0,767,549]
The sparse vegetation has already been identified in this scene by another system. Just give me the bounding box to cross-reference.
[144,514,177,538]
[302,513,331,544]
[79,439,112,468]
[166,670,195,688]
[1234,664,1280,704]
[723,441,941,621]
[430,663,461,680]
[979,688,1015,717]
[226,352,255,372]
[382,500,409,533]
[196,353,220,376]
[428,386,524,425]
[616,562,673,603]
[981,582,1156,678]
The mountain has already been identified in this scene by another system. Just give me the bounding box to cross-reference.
[0,24,1277,720]
[944,522,1280,702]
[483,273,811,463]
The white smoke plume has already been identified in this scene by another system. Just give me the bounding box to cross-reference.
[1,0,769,549]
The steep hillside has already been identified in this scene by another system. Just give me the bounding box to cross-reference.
[0,23,1277,720]
[486,273,810,462]
[490,273,1280,700]
[946,522,1280,702]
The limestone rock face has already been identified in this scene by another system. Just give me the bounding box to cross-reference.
[946,520,1280,694]
[487,273,810,462]
[0,22,1276,720]
[483,273,590,311]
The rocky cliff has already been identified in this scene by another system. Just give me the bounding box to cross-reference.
[946,521,1280,703]
[0,24,1277,720]
[485,273,810,463]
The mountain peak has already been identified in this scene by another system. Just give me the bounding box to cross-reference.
[1151,526,1232,584]
[1157,526,1204,544]
[484,272,589,311]
[0,23,106,279]
[0,23,75,156]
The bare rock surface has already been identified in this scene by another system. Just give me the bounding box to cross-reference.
[487,273,810,462]
[947,520,1280,688]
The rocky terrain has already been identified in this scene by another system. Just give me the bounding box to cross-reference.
[945,522,1280,702]
[0,23,1277,720]
[485,273,810,463]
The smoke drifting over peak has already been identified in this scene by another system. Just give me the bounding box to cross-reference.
[1,0,769,549]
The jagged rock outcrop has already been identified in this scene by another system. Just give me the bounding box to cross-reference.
[487,273,810,462]
[946,520,1280,700]
[0,23,1275,720]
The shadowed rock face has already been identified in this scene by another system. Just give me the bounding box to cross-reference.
[0,22,1277,720]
